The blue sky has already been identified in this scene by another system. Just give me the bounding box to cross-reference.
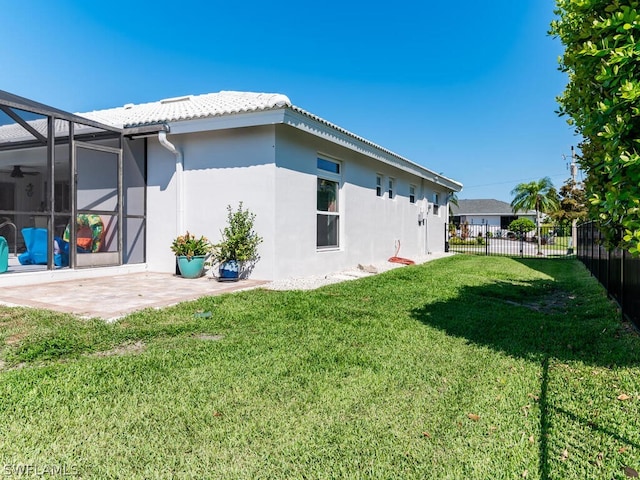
[2,0,579,202]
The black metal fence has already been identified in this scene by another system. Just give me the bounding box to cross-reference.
[446,224,576,259]
[577,221,640,328]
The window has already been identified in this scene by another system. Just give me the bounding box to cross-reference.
[388,178,395,199]
[376,175,382,197]
[409,184,416,204]
[317,158,340,174]
[433,193,440,215]
[317,158,340,249]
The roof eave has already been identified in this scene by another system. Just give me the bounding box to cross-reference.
[121,101,463,191]
[284,108,462,191]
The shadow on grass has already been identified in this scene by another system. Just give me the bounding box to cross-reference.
[410,262,640,368]
[410,258,640,479]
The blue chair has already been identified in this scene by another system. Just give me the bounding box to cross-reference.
[18,228,69,267]
[0,236,8,273]
[54,236,69,267]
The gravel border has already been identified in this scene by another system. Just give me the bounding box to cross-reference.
[264,252,454,291]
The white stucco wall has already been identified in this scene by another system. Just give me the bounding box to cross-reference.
[271,126,448,279]
[145,125,277,279]
[458,214,538,231]
[459,215,502,227]
[145,123,453,281]
[1,121,454,281]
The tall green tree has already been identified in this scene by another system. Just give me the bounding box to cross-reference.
[511,177,559,253]
[551,1,640,253]
[549,177,588,225]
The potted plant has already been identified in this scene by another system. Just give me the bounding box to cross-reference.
[212,202,263,281]
[170,231,212,278]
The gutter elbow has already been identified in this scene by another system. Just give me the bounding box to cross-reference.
[158,129,185,234]
[158,130,180,158]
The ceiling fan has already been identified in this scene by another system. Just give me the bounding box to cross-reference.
[0,166,40,178]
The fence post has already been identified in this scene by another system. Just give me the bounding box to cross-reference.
[591,222,595,275]
[621,243,625,322]
[445,223,449,253]
[485,224,489,256]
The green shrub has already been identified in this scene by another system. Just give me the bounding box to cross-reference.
[508,218,536,234]
[450,237,483,246]
[212,202,263,263]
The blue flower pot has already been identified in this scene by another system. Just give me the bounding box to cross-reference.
[177,255,206,278]
[218,260,239,282]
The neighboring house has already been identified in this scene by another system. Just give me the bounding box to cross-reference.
[0,89,462,282]
[450,199,536,236]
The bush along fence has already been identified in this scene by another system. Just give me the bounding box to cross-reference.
[445,223,577,259]
[577,221,640,329]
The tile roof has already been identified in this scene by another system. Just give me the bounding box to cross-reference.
[0,91,290,146]
[0,117,110,145]
[1,89,463,191]
[78,90,462,190]
[80,91,292,128]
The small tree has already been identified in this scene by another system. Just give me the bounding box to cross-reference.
[461,221,470,240]
[508,218,536,239]
[550,177,587,225]
[213,202,263,265]
[549,176,587,250]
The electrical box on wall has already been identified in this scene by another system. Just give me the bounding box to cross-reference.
[418,206,426,225]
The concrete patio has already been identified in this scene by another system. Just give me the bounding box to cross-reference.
[0,272,267,322]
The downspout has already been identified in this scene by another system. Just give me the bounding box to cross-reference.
[425,198,430,254]
[158,130,185,235]
[421,178,430,255]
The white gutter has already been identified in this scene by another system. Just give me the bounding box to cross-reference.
[158,130,185,234]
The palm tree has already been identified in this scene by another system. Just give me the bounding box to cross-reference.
[510,177,559,254]
[448,192,459,223]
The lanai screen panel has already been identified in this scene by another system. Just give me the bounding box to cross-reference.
[0,90,125,270]
[76,139,119,255]
[122,138,146,264]
[0,108,49,256]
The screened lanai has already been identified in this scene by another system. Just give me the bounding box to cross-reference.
[0,90,146,275]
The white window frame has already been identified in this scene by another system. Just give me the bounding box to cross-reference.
[376,174,383,197]
[317,157,341,175]
[409,184,416,204]
[316,157,341,250]
[388,177,395,199]
[433,193,440,216]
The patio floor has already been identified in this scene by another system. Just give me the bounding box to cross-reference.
[0,272,268,322]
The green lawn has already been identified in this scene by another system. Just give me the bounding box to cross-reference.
[1,256,639,479]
